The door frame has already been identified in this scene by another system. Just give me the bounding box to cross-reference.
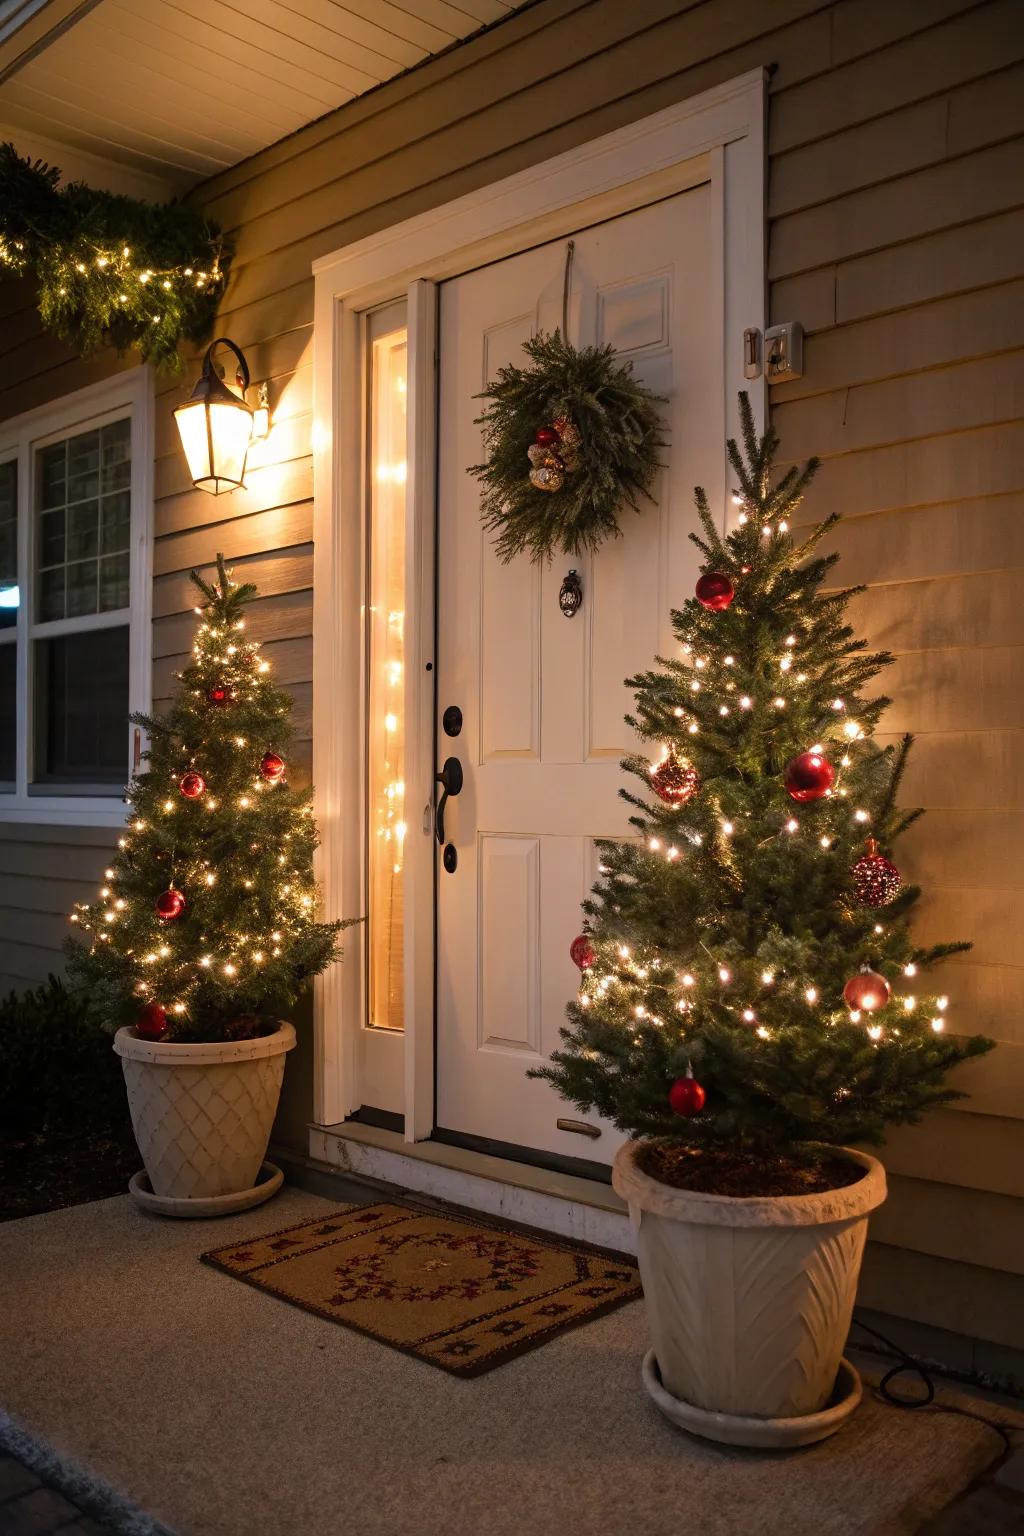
[311,67,768,1137]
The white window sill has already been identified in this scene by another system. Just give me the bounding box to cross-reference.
[0,799,128,828]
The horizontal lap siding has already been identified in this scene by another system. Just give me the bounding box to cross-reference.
[1,0,1022,1343]
[0,826,118,993]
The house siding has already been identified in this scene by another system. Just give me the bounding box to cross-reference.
[1,0,1022,1352]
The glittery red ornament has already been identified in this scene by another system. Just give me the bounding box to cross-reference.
[851,839,902,908]
[206,683,234,706]
[668,1072,706,1117]
[784,750,834,803]
[695,571,735,611]
[179,771,206,799]
[534,426,559,447]
[843,969,891,1013]
[155,888,186,922]
[259,752,286,782]
[650,750,700,806]
[570,934,595,971]
[136,1002,168,1041]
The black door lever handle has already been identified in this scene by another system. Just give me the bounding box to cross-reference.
[434,757,463,845]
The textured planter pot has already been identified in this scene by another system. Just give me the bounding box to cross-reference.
[113,1023,296,1204]
[613,1141,886,1445]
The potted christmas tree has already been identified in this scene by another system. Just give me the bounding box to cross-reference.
[67,557,348,1217]
[536,398,993,1448]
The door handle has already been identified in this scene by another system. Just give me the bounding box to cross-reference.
[434,756,463,845]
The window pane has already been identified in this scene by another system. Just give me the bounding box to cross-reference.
[38,507,65,567]
[0,644,14,784]
[99,552,130,612]
[367,327,407,1032]
[34,626,128,783]
[67,558,98,617]
[67,428,100,504]
[39,445,66,509]
[101,418,131,492]
[67,500,100,561]
[0,460,16,633]
[38,566,65,623]
[35,417,130,625]
[101,490,130,554]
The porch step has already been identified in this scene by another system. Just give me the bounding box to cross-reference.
[309,1121,635,1254]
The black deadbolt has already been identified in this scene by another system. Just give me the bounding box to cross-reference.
[442,705,463,737]
[442,844,458,874]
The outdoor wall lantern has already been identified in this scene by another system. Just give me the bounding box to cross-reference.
[174,337,269,494]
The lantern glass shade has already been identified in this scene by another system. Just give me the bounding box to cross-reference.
[173,338,254,494]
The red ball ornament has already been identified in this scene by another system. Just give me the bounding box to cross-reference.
[206,683,235,707]
[179,771,206,800]
[650,750,700,806]
[784,750,835,804]
[155,888,186,922]
[534,426,559,447]
[668,1072,706,1118]
[259,752,286,782]
[695,571,735,611]
[570,934,595,971]
[851,839,902,908]
[843,969,891,1013]
[136,1002,168,1041]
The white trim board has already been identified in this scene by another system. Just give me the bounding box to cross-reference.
[311,69,768,1133]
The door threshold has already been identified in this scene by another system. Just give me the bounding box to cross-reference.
[309,1120,633,1253]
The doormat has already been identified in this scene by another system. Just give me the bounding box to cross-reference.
[201,1202,641,1376]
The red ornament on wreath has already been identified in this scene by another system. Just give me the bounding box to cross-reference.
[259,752,286,783]
[843,969,891,1013]
[136,1002,168,1041]
[570,934,595,971]
[695,571,735,612]
[851,838,902,908]
[784,750,834,803]
[206,683,235,707]
[534,426,559,447]
[155,888,186,922]
[179,771,206,800]
[650,749,700,807]
[668,1066,706,1118]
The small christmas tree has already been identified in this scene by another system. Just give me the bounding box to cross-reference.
[67,556,348,1042]
[536,396,992,1168]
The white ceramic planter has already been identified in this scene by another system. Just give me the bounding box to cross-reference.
[613,1141,886,1446]
[113,1023,296,1207]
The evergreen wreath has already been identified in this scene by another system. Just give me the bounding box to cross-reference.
[0,142,229,372]
[471,329,665,563]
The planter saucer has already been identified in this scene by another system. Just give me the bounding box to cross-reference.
[641,1349,862,1449]
[127,1161,284,1219]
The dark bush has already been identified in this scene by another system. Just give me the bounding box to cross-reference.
[0,976,127,1142]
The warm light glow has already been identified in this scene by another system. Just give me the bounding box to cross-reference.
[368,323,408,1033]
[175,396,253,494]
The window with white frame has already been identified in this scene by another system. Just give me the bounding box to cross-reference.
[0,369,152,821]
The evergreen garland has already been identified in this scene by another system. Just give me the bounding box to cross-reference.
[532,395,993,1156]
[0,143,228,371]
[471,330,665,563]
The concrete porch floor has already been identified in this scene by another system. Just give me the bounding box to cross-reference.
[0,1183,1020,1536]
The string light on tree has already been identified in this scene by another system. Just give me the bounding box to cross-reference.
[64,555,350,1043]
[533,392,989,1160]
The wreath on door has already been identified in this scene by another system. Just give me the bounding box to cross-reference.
[470,268,666,564]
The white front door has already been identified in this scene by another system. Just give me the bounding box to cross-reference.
[435,187,716,1164]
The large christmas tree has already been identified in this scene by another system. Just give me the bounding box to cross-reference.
[536,396,992,1164]
[67,557,346,1042]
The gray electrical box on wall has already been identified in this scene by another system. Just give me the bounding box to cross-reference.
[765,322,804,383]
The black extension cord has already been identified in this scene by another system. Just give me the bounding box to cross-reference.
[851,1313,1020,1456]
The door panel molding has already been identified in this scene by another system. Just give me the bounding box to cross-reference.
[312,69,767,1131]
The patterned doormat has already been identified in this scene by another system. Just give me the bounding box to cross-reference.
[201,1202,641,1376]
